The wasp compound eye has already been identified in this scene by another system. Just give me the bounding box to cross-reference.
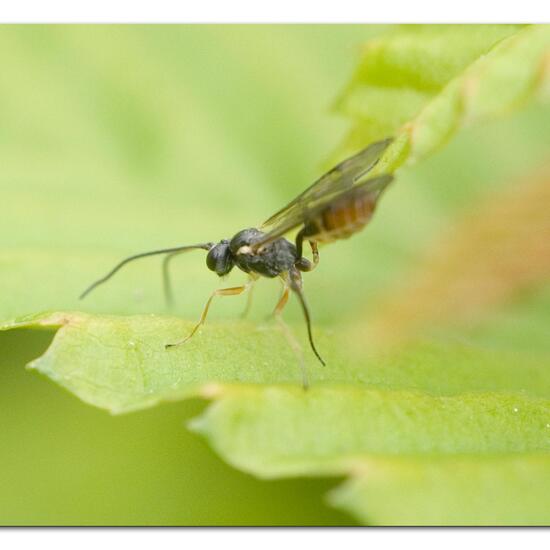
[206,241,234,276]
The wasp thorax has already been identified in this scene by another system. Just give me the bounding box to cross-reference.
[236,245,253,256]
[229,228,264,255]
[206,240,234,276]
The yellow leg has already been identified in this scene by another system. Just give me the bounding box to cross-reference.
[272,284,290,316]
[310,241,319,268]
[295,241,320,272]
[240,274,259,319]
[165,281,252,348]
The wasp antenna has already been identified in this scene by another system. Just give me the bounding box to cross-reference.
[80,243,214,300]
[162,251,181,309]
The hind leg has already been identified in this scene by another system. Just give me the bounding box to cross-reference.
[271,274,308,389]
[295,230,320,272]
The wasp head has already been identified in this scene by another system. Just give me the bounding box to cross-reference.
[206,240,235,276]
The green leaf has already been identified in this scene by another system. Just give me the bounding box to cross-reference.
[335,25,524,140]
[3,25,550,525]
[334,24,550,171]
[4,309,550,525]
[192,387,550,478]
[5,314,550,459]
[329,455,550,526]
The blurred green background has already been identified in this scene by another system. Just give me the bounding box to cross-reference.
[0,24,381,526]
[1,25,550,525]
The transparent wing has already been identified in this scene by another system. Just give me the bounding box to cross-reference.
[261,137,393,230]
[253,173,394,250]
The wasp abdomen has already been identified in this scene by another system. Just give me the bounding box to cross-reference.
[304,193,376,243]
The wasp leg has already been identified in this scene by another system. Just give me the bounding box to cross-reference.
[295,228,306,258]
[273,275,308,390]
[165,281,253,349]
[263,277,289,321]
[240,274,259,319]
[310,241,319,268]
[273,283,290,316]
[295,229,320,272]
[288,267,325,366]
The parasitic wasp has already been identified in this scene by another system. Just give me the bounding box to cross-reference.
[80,137,394,388]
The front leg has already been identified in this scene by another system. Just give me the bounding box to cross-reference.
[165,280,253,349]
